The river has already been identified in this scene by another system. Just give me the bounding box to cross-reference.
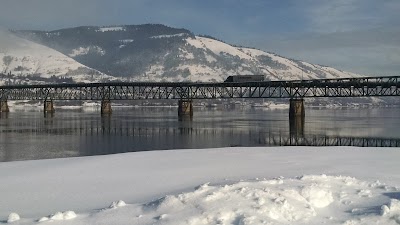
[1,106,399,162]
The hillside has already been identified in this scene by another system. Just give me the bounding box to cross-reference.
[0,30,118,85]
[14,24,361,82]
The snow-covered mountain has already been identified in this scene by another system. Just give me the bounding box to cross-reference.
[159,36,361,82]
[14,24,362,83]
[0,30,119,85]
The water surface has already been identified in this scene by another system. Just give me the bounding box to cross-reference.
[1,106,400,162]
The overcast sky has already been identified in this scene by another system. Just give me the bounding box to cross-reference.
[1,0,399,76]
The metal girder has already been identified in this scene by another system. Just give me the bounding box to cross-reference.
[1,75,400,100]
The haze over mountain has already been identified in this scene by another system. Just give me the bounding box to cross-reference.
[10,24,360,83]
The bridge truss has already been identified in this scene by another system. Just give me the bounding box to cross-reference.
[1,76,400,100]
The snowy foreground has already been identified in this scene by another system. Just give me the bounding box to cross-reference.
[2,147,400,224]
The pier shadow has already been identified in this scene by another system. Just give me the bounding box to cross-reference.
[44,112,54,118]
[178,115,193,122]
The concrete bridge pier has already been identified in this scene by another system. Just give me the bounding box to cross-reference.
[44,100,55,114]
[289,98,305,136]
[178,99,193,120]
[0,100,9,113]
[289,98,305,119]
[101,99,112,114]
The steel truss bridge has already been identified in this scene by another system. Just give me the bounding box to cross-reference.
[1,76,400,100]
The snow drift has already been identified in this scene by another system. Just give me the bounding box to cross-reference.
[1,147,400,224]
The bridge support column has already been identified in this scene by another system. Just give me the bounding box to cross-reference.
[289,98,305,136]
[101,99,112,114]
[44,100,55,114]
[178,99,193,120]
[289,98,305,119]
[0,100,9,112]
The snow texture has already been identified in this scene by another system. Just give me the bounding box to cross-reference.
[97,26,126,32]
[109,200,127,209]
[4,175,400,224]
[68,47,90,57]
[1,147,400,224]
[119,39,134,44]
[0,30,116,83]
[150,33,187,39]
[178,36,363,83]
[69,46,105,57]
[7,213,20,223]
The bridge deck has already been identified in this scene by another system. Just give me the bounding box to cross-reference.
[1,75,400,100]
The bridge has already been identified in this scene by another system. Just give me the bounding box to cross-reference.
[0,75,399,121]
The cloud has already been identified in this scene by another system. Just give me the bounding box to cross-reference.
[242,27,400,76]
[306,46,400,76]
[300,0,400,33]
[280,27,400,50]
[231,0,400,76]
[0,0,150,29]
[0,0,398,76]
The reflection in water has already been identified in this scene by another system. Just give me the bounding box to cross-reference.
[44,111,55,118]
[289,117,304,137]
[178,114,193,122]
[101,114,111,134]
[0,112,8,119]
[1,107,400,162]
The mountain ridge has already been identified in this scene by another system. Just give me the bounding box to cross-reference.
[2,26,396,105]
[11,24,362,83]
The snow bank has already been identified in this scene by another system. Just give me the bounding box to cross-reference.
[109,200,126,209]
[7,213,20,223]
[1,147,400,224]
[7,175,400,224]
[49,211,76,220]
[127,175,399,225]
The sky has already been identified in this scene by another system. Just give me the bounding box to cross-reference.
[0,0,399,76]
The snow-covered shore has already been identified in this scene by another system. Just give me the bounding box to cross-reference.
[1,147,400,224]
